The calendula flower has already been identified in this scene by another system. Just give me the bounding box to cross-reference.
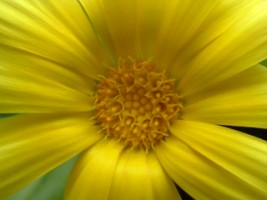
[1,0,267,199]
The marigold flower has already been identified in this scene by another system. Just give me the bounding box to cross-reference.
[1,0,267,199]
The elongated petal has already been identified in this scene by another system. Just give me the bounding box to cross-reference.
[178,0,267,95]
[0,0,110,84]
[157,120,267,199]
[79,0,217,68]
[66,139,180,200]
[152,0,218,73]
[0,113,102,199]
[0,0,114,113]
[65,139,123,200]
[0,53,94,113]
[109,150,181,200]
[183,65,267,128]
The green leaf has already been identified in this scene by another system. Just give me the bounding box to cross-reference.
[0,114,17,119]
[261,59,267,67]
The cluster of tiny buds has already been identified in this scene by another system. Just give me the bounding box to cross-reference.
[94,58,183,151]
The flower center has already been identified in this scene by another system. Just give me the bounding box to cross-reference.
[94,59,182,150]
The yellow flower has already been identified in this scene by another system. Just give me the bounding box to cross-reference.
[1,0,267,199]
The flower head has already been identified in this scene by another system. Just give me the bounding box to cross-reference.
[1,0,267,199]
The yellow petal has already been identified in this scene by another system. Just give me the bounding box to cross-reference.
[0,43,95,95]
[65,139,123,200]
[183,65,267,128]
[109,150,181,200]
[79,0,217,69]
[156,120,267,199]
[0,113,102,199]
[0,0,110,80]
[0,0,114,113]
[153,0,218,73]
[0,46,96,113]
[0,56,94,113]
[178,1,267,95]
[66,139,180,200]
